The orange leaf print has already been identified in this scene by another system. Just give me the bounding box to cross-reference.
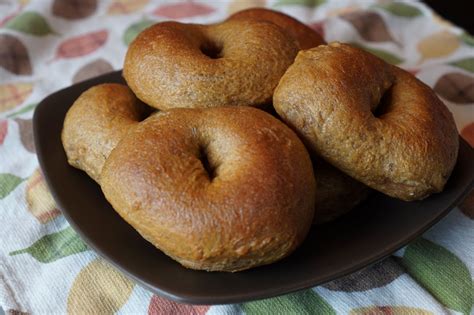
[461,122,474,147]
[309,21,325,40]
[108,0,149,15]
[227,0,266,15]
[26,169,61,223]
[0,120,8,145]
[148,295,209,315]
[50,30,108,62]
[418,31,460,62]
[153,2,214,19]
[68,258,134,314]
[0,83,33,113]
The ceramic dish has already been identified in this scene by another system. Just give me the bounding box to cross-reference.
[33,71,474,304]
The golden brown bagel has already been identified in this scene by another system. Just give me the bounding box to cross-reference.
[228,8,325,50]
[62,84,150,182]
[274,43,459,201]
[313,158,371,224]
[123,19,298,110]
[266,105,370,223]
[100,106,316,272]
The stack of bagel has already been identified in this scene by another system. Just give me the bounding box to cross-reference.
[62,8,459,272]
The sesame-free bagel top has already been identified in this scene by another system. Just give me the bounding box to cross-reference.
[274,43,459,201]
[62,84,150,183]
[100,106,316,272]
[228,8,326,50]
[123,19,299,110]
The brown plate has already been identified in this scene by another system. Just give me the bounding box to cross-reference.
[34,71,474,305]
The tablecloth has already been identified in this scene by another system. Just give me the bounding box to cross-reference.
[0,0,473,314]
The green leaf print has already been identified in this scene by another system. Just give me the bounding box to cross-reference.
[450,58,474,73]
[10,226,88,263]
[350,43,404,65]
[460,33,474,46]
[274,0,326,8]
[402,238,473,315]
[241,289,336,315]
[0,173,24,199]
[374,3,422,18]
[123,20,155,46]
[6,103,37,118]
[5,11,57,36]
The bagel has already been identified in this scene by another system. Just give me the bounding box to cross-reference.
[100,106,316,272]
[62,84,151,182]
[123,19,299,110]
[228,8,325,50]
[273,43,459,201]
[314,158,371,224]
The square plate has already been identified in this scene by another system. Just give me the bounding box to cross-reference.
[33,71,474,305]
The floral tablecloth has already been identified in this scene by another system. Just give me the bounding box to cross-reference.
[0,0,473,314]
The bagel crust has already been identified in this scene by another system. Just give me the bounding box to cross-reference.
[123,19,299,110]
[228,8,326,50]
[274,43,459,201]
[100,107,316,272]
[314,158,371,224]
[62,84,150,182]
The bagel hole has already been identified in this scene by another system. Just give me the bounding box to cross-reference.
[198,145,217,180]
[373,86,394,118]
[200,41,223,59]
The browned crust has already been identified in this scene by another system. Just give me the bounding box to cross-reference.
[61,84,151,183]
[313,158,371,224]
[100,107,316,272]
[274,43,459,201]
[123,19,298,110]
[228,8,326,50]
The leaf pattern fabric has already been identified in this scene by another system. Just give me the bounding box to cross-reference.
[0,1,473,314]
[0,34,32,75]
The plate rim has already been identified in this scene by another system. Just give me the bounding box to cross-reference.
[33,70,474,305]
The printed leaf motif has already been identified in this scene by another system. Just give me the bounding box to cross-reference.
[68,258,134,314]
[274,0,326,7]
[108,0,149,15]
[0,83,33,113]
[9,226,88,262]
[324,258,404,292]
[0,173,24,199]
[460,33,474,46]
[341,11,395,43]
[350,43,404,65]
[461,122,474,148]
[0,120,7,145]
[459,189,474,219]
[51,30,108,61]
[350,306,433,315]
[449,58,474,73]
[14,118,34,153]
[148,295,209,315]
[26,169,61,223]
[153,2,215,19]
[123,20,155,46]
[72,59,113,83]
[242,289,336,315]
[6,103,37,118]
[309,21,325,40]
[417,31,460,62]
[401,238,473,315]
[227,0,266,15]
[0,34,32,75]
[5,11,56,36]
[434,73,474,104]
[374,2,422,18]
[53,0,97,20]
